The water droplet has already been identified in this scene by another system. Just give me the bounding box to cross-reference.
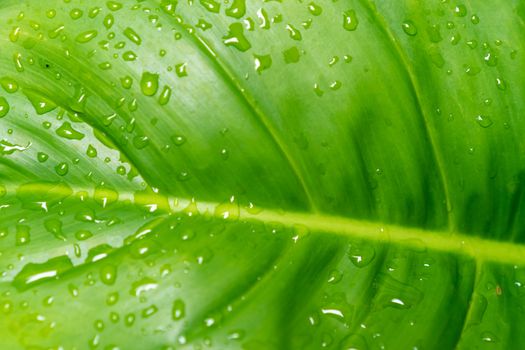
[140,71,159,96]
[158,85,172,106]
[70,8,83,19]
[283,47,300,64]
[141,305,158,318]
[215,197,239,220]
[55,162,69,176]
[496,77,507,90]
[402,20,417,36]
[226,0,246,19]
[120,75,133,89]
[9,26,20,43]
[172,299,185,320]
[348,242,375,268]
[44,218,66,241]
[0,77,19,93]
[13,256,73,290]
[106,1,123,11]
[172,135,186,146]
[481,331,498,343]
[454,4,467,17]
[327,269,343,284]
[254,54,272,74]
[103,14,115,29]
[75,30,98,43]
[75,230,93,241]
[223,23,251,52]
[56,122,85,140]
[471,14,480,24]
[37,152,49,162]
[122,51,137,61]
[199,0,220,13]
[0,97,9,118]
[100,264,117,285]
[286,24,302,41]
[130,277,158,296]
[123,27,142,45]
[308,2,323,16]
[15,225,31,246]
[86,145,97,158]
[24,89,57,114]
[475,115,493,128]
[343,10,359,31]
[175,63,188,77]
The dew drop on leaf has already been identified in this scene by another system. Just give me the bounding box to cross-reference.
[225,0,246,19]
[123,27,142,45]
[348,243,375,268]
[75,30,98,43]
[13,256,73,290]
[454,4,467,17]
[15,224,31,246]
[343,10,358,31]
[402,20,418,36]
[140,71,159,96]
[55,162,69,176]
[286,24,302,41]
[308,2,323,16]
[0,77,19,93]
[56,122,85,140]
[223,23,251,52]
[254,54,272,74]
[106,1,123,11]
[0,97,9,118]
[172,299,185,320]
[100,264,118,285]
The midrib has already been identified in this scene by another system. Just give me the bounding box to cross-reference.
[3,184,525,266]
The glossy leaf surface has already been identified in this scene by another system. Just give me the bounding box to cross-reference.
[0,0,524,349]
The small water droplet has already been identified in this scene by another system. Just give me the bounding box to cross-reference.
[123,27,142,45]
[223,23,251,52]
[254,54,272,74]
[348,242,375,268]
[343,10,359,31]
[225,0,246,19]
[56,122,85,140]
[75,30,98,43]
[172,299,185,320]
[0,97,9,118]
[475,115,493,128]
[140,71,159,96]
[402,20,417,36]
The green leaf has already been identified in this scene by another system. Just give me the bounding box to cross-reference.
[0,0,524,349]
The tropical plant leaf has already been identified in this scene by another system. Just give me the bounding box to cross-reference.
[0,0,524,349]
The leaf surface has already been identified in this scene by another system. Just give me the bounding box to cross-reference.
[0,0,524,349]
